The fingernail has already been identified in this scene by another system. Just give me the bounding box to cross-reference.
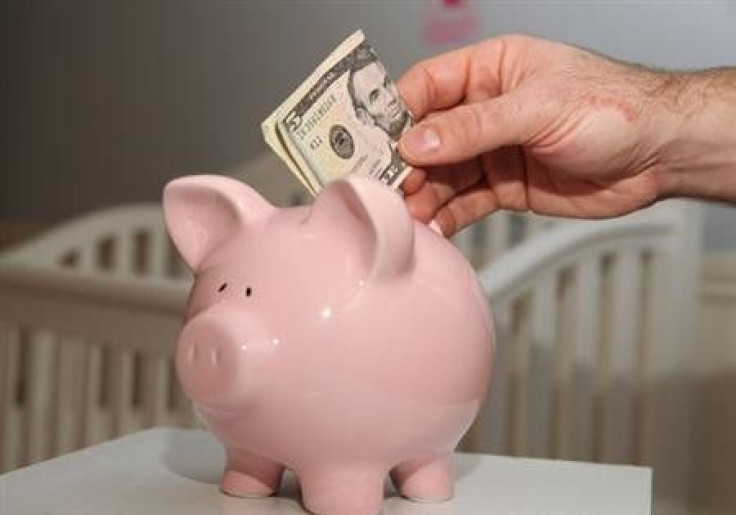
[402,126,440,156]
[428,219,444,235]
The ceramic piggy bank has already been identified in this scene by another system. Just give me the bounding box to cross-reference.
[163,174,494,515]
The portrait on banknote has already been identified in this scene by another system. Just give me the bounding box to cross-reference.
[346,44,412,185]
[347,46,411,141]
[263,30,413,193]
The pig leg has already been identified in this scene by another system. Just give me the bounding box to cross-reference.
[298,466,385,515]
[390,454,454,502]
[220,449,284,498]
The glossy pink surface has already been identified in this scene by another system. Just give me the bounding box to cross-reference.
[163,175,494,514]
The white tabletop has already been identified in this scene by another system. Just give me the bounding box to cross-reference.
[1,428,651,515]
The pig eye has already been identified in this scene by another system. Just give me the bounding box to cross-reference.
[217,283,227,292]
[245,287,253,297]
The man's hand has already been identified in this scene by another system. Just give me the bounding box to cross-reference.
[397,34,736,236]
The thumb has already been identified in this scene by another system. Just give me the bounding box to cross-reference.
[399,94,534,166]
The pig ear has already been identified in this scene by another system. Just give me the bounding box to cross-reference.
[163,175,274,270]
[307,176,415,280]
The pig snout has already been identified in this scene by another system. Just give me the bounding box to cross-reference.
[175,308,268,407]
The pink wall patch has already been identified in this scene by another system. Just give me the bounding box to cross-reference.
[423,0,481,46]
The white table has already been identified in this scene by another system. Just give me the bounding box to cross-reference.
[1,428,651,514]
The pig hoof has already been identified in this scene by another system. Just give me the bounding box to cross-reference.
[391,456,454,502]
[299,469,384,515]
[221,470,278,498]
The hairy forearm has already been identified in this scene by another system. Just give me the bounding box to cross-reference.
[657,67,736,202]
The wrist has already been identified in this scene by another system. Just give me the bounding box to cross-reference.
[656,68,736,201]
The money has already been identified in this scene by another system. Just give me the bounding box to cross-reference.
[262,30,413,195]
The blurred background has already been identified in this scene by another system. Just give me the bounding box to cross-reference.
[2,0,736,247]
[1,2,735,515]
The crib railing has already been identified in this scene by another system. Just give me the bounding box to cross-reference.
[451,211,560,268]
[0,202,195,467]
[0,264,192,471]
[463,201,700,515]
[0,205,190,281]
[0,201,536,277]
[0,204,193,472]
[0,194,700,514]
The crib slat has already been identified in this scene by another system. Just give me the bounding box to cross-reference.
[23,329,56,465]
[636,250,670,467]
[97,347,115,442]
[569,258,601,462]
[551,271,576,459]
[468,220,488,269]
[149,228,168,278]
[77,246,95,272]
[477,218,494,266]
[109,348,135,436]
[452,226,473,261]
[632,252,655,465]
[172,253,190,280]
[167,360,199,428]
[527,275,556,457]
[507,295,531,456]
[0,324,21,472]
[142,357,170,426]
[487,213,511,261]
[116,231,135,277]
[524,216,547,239]
[601,251,642,463]
[635,246,694,515]
[53,336,87,456]
[466,301,511,454]
[186,397,200,428]
[0,323,11,471]
[82,344,104,447]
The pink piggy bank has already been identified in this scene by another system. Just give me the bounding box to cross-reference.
[163,174,494,514]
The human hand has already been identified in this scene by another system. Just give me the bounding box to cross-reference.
[397,34,687,236]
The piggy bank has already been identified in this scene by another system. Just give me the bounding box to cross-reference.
[163,174,494,514]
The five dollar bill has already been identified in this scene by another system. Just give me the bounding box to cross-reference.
[262,30,413,195]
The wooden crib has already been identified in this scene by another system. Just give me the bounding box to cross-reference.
[0,154,701,514]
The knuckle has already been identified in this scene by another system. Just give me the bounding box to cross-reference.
[497,33,533,48]
[465,105,489,150]
[400,61,438,118]
[447,103,492,156]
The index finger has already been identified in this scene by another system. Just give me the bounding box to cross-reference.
[397,46,473,120]
[397,39,502,119]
